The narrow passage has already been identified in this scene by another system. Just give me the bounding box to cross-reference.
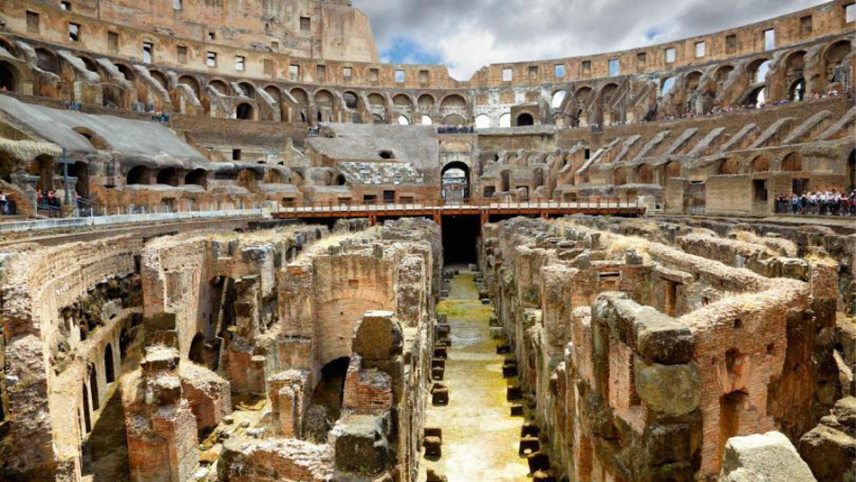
[420,270,530,481]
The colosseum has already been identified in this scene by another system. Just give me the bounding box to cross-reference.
[0,0,853,481]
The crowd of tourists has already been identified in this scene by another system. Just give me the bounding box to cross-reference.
[775,188,856,216]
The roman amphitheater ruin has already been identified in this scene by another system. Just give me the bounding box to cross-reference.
[0,0,853,480]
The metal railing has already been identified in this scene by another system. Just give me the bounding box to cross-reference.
[272,197,643,214]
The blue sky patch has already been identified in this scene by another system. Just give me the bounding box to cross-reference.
[380,37,442,65]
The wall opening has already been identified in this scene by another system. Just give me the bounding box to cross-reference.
[0,62,16,92]
[104,344,115,384]
[442,215,480,266]
[89,368,99,411]
[306,357,351,441]
[441,161,470,203]
[516,113,534,126]
[236,103,253,120]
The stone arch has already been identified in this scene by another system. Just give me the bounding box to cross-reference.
[104,344,115,383]
[397,115,410,125]
[442,114,465,125]
[35,48,60,75]
[780,152,802,172]
[421,114,433,125]
[149,69,169,90]
[89,366,100,410]
[475,114,491,129]
[637,164,654,184]
[77,55,101,76]
[238,81,256,99]
[417,94,435,111]
[442,160,470,201]
[822,39,852,87]
[115,63,135,82]
[685,71,703,92]
[156,167,180,186]
[209,79,229,95]
[718,157,740,175]
[0,61,18,92]
[188,332,208,366]
[660,76,676,96]
[185,168,208,187]
[747,58,771,84]
[178,75,201,99]
[498,113,511,128]
[0,37,17,58]
[343,91,359,109]
[665,161,681,178]
[392,93,411,108]
[315,89,335,120]
[516,113,534,126]
[72,127,111,150]
[750,155,770,173]
[551,90,568,109]
[613,167,628,186]
[743,85,766,108]
[264,85,282,104]
[126,165,151,185]
[440,94,467,109]
[236,102,254,120]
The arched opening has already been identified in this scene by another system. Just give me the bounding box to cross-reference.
[751,156,770,173]
[498,113,511,128]
[306,357,351,442]
[78,56,100,76]
[397,115,410,125]
[334,174,346,186]
[440,94,466,111]
[379,150,394,160]
[189,333,208,366]
[0,62,17,92]
[748,59,771,84]
[35,48,60,75]
[551,90,567,109]
[315,89,334,122]
[614,167,628,186]
[718,158,740,175]
[442,114,465,125]
[393,94,411,109]
[781,153,802,172]
[660,77,676,96]
[149,70,169,90]
[823,40,852,88]
[119,328,131,359]
[475,115,490,129]
[104,344,115,383]
[665,161,681,179]
[418,94,435,111]
[238,82,256,99]
[441,161,470,203]
[68,161,89,197]
[343,91,358,110]
[89,368,99,410]
[789,78,806,101]
[744,86,766,108]
[637,164,654,184]
[82,384,92,433]
[264,85,282,104]
[236,103,254,120]
[500,169,511,192]
[178,75,201,99]
[156,167,179,186]
[209,80,229,95]
[421,114,433,126]
[126,166,150,185]
[185,168,207,187]
[516,113,534,126]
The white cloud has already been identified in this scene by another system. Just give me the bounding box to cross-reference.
[354,0,822,80]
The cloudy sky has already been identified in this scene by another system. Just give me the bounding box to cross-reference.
[354,0,823,80]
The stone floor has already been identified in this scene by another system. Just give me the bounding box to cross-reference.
[419,271,530,482]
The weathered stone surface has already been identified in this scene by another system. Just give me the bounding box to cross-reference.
[719,432,816,482]
[634,360,701,416]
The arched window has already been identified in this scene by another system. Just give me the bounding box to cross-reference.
[0,62,17,92]
[104,344,115,383]
[236,103,254,120]
[126,166,150,185]
[516,113,534,126]
[474,115,491,129]
[551,91,567,109]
